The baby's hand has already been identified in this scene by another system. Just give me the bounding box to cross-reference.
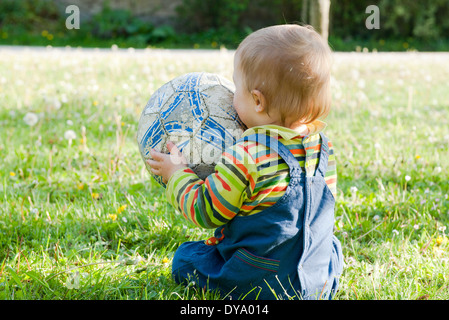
[147,141,188,184]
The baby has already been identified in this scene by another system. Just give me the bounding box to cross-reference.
[148,24,343,300]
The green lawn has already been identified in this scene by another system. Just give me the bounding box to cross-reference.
[0,47,448,300]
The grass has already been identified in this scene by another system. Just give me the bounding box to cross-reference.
[0,47,448,300]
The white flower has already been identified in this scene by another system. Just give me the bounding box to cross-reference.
[23,112,39,126]
[405,175,411,182]
[64,130,77,140]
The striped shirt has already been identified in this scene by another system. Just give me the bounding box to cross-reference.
[165,121,337,229]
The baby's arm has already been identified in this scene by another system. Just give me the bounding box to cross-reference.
[164,142,257,229]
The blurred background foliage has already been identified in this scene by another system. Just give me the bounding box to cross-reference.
[0,0,448,51]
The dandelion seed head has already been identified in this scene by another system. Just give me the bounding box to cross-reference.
[23,112,39,126]
[357,79,365,89]
[64,130,76,141]
[61,94,68,103]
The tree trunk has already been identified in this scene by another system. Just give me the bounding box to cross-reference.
[308,0,330,42]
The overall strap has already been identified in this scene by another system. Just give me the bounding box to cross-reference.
[314,132,330,178]
[236,133,303,178]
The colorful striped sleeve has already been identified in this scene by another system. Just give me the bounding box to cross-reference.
[165,142,258,229]
[325,141,337,198]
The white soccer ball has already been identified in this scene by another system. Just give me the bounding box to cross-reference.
[137,72,246,187]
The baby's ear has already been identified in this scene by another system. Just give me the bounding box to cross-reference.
[251,89,266,112]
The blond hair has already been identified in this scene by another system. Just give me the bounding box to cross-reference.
[235,24,332,126]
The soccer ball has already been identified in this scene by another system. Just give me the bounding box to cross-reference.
[137,72,245,187]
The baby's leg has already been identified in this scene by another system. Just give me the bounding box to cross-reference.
[172,241,223,288]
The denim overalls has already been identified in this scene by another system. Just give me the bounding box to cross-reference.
[172,132,343,300]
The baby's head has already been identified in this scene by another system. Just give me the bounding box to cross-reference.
[232,24,332,129]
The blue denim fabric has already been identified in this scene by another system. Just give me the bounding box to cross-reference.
[172,133,343,300]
